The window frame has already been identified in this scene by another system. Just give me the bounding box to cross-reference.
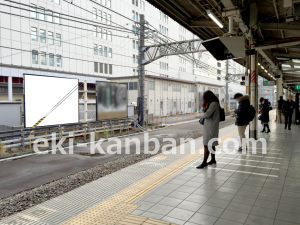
[40,52,47,65]
[56,55,62,67]
[49,53,54,66]
[40,29,46,43]
[32,50,38,64]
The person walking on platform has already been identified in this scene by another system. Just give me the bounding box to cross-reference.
[234,93,251,151]
[261,99,271,133]
[283,95,295,130]
[277,96,285,123]
[196,90,220,169]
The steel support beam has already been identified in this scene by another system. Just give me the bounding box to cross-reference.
[249,50,258,140]
[260,22,300,31]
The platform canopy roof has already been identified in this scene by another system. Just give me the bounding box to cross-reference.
[146,0,300,89]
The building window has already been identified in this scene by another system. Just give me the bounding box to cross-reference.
[30,4,37,18]
[217,62,221,67]
[215,88,219,94]
[93,7,97,19]
[41,52,46,65]
[94,62,98,72]
[107,0,111,8]
[203,86,205,91]
[188,101,191,108]
[103,29,107,40]
[94,44,98,55]
[217,77,221,81]
[109,64,112,74]
[104,46,107,57]
[163,82,168,91]
[39,7,45,20]
[108,48,112,58]
[172,84,181,92]
[49,54,54,66]
[99,63,103,73]
[108,14,111,25]
[217,69,221,75]
[98,10,102,21]
[135,12,139,21]
[129,82,137,90]
[132,10,135,20]
[133,69,136,76]
[56,55,62,67]
[136,41,138,49]
[104,63,108,74]
[99,45,103,56]
[31,27,37,41]
[40,29,46,43]
[132,40,135,49]
[54,13,60,24]
[47,10,53,22]
[173,102,176,108]
[108,31,112,41]
[149,81,154,90]
[93,26,97,37]
[55,0,60,4]
[32,51,38,64]
[103,12,107,23]
[56,34,61,47]
[48,31,54,44]
[133,54,135,63]
[98,28,102,39]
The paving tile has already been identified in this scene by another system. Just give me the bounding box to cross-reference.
[166,208,194,221]
[214,218,243,225]
[147,204,174,216]
[226,202,252,214]
[254,199,279,210]
[137,201,156,211]
[188,213,218,225]
[210,191,234,201]
[168,179,187,186]
[176,200,202,212]
[161,183,182,191]
[217,186,239,195]
[231,195,256,206]
[184,181,203,188]
[250,206,277,219]
[204,198,230,209]
[192,188,215,197]
[245,215,274,225]
[162,216,186,225]
[159,197,182,207]
[144,195,164,203]
[176,186,198,193]
[220,209,248,224]
[197,205,224,217]
[153,188,174,196]
[131,209,144,216]
[258,192,281,203]
[185,194,209,204]
[168,191,191,200]
[278,203,300,214]
[141,211,164,220]
[236,189,260,198]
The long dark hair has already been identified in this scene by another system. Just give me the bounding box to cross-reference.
[202,90,220,112]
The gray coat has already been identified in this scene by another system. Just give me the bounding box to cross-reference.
[202,102,220,146]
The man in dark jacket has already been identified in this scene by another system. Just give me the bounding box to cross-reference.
[282,95,295,130]
[277,96,285,123]
[234,93,250,151]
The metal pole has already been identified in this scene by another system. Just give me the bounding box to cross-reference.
[138,14,146,126]
[8,76,13,101]
[225,60,229,114]
[84,80,88,122]
[250,50,258,139]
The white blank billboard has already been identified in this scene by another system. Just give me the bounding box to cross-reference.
[24,74,79,128]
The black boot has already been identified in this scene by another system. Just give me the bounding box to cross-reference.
[207,147,216,165]
[266,124,271,133]
[196,146,209,169]
[261,124,266,133]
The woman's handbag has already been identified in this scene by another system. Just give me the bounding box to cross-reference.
[220,107,225,121]
[199,118,205,125]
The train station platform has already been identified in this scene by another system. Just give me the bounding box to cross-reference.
[1,111,300,225]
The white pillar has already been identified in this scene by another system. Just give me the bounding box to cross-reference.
[276,70,283,99]
[84,80,88,122]
[8,76,13,101]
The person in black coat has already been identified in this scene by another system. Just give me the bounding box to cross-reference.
[234,93,250,151]
[261,99,270,133]
[282,95,295,130]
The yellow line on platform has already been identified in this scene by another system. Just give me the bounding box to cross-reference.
[62,128,238,225]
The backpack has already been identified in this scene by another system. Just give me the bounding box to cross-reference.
[220,107,225,122]
[247,105,256,122]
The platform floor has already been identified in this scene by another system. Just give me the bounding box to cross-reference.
[2,111,300,225]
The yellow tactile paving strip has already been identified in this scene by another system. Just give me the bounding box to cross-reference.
[117,215,176,225]
[62,129,238,225]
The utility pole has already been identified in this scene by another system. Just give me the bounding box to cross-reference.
[138,14,146,126]
[225,60,229,114]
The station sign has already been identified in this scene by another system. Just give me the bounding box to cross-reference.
[295,85,300,90]
[263,81,276,86]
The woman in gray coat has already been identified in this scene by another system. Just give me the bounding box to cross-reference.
[197,90,220,169]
